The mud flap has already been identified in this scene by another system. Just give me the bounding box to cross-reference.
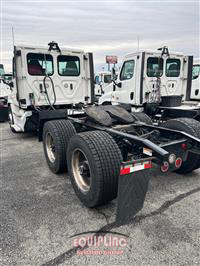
[116,167,151,226]
[0,106,9,122]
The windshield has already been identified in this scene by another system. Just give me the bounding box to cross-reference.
[192,64,200,80]
[104,74,112,83]
[147,57,163,77]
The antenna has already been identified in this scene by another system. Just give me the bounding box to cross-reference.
[12,26,15,47]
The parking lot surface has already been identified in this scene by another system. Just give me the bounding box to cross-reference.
[1,122,200,266]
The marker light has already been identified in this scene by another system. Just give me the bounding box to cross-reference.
[175,157,182,168]
[181,143,187,150]
[161,161,169,173]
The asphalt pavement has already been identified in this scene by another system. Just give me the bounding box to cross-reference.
[0,122,200,266]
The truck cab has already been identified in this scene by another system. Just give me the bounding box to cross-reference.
[94,71,112,97]
[190,58,200,101]
[99,48,190,108]
[9,42,94,132]
[0,65,12,121]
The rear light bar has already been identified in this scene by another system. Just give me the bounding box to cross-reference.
[120,160,153,175]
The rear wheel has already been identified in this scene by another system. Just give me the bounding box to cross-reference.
[43,119,76,173]
[132,112,153,125]
[162,118,200,174]
[67,131,122,207]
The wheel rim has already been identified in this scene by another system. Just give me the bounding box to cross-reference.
[72,148,91,192]
[45,133,56,163]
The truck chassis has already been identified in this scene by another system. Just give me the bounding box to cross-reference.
[41,105,200,225]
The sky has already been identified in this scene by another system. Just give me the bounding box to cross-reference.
[1,0,200,73]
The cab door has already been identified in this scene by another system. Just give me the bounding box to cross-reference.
[162,56,184,97]
[143,55,164,103]
[111,58,136,105]
[191,64,200,100]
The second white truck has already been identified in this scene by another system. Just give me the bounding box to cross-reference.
[99,47,200,122]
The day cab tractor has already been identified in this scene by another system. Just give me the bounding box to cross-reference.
[191,58,200,101]
[99,47,200,123]
[9,42,200,225]
[0,65,12,122]
[94,71,112,98]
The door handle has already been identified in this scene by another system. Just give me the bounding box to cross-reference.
[130,92,134,100]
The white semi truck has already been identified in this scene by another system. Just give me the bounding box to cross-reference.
[0,65,12,121]
[6,42,200,225]
[191,58,200,101]
[94,71,112,97]
[99,47,200,122]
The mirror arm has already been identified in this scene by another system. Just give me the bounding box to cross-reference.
[112,79,121,88]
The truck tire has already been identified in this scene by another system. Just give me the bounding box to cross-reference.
[43,119,76,174]
[162,118,200,174]
[67,131,122,207]
[132,112,153,125]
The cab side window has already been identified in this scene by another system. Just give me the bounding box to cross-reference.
[120,60,135,81]
[192,64,200,80]
[104,74,112,83]
[166,59,181,77]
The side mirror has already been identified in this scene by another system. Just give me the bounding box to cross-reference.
[117,82,122,88]
[111,67,118,82]
[111,67,116,79]
[111,68,121,88]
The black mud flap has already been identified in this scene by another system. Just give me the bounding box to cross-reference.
[116,168,151,226]
[0,107,9,122]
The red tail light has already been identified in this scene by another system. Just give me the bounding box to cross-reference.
[175,157,182,168]
[181,143,187,150]
[161,161,169,173]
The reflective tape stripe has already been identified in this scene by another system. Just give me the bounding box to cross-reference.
[120,161,152,175]
[120,168,130,175]
[144,163,152,169]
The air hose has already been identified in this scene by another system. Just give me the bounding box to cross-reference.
[43,75,56,110]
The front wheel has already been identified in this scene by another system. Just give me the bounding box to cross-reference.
[67,131,122,207]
